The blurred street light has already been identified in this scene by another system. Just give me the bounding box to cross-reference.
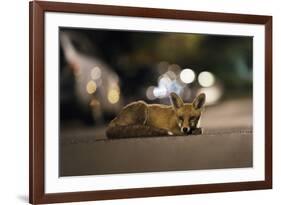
[86,80,97,94]
[198,85,223,105]
[108,87,120,104]
[146,86,156,100]
[180,68,195,84]
[198,71,215,87]
[91,66,102,80]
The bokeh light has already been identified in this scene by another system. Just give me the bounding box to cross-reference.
[86,80,97,94]
[168,64,181,74]
[159,76,172,87]
[107,88,120,104]
[198,71,215,87]
[91,66,102,80]
[180,68,195,84]
[153,86,167,98]
[146,86,156,100]
[198,85,222,105]
[165,70,177,80]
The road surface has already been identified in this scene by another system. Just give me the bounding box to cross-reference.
[60,127,252,176]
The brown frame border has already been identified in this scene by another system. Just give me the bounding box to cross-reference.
[29,1,272,204]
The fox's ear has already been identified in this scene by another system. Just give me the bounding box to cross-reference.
[170,92,184,109]
[193,93,206,110]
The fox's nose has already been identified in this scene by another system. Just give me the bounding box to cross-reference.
[182,127,190,133]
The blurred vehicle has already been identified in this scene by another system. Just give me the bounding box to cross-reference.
[60,31,123,125]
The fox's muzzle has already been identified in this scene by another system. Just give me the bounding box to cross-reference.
[181,127,190,134]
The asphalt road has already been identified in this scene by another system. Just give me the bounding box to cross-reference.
[60,127,252,176]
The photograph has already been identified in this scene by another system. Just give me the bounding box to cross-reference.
[29,1,272,203]
[59,27,253,176]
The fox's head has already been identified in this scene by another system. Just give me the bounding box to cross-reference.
[170,92,206,134]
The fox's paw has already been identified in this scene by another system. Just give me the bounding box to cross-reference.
[190,127,203,135]
[167,131,174,136]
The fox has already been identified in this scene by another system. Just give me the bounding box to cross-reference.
[106,92,206,138]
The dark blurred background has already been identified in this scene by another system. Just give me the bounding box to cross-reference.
[59,27,253,176]
[59,27,253,133]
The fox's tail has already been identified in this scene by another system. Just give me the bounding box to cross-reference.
[106,125,168,139]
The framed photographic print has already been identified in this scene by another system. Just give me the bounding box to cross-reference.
[29,1,272,204]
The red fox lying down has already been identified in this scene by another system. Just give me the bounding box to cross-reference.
[106,92,206,138]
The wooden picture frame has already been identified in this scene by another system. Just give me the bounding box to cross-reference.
[29,1,272,204]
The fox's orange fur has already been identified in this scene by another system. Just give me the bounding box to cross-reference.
[106,92,206,138]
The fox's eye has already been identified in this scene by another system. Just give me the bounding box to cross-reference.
[179,116,184,122]
[189,116,198,126]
